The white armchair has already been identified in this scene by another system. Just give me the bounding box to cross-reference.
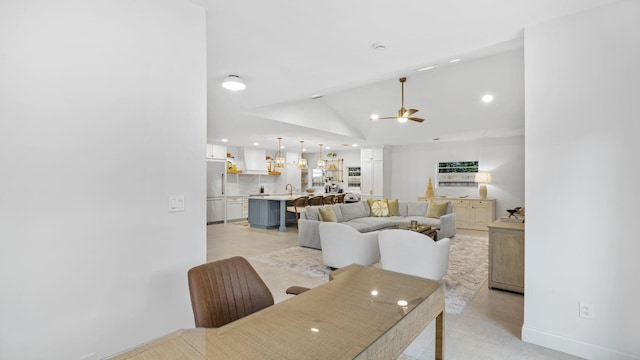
[378,229,450,281]
[319,222,380,268]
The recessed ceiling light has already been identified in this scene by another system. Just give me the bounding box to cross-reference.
[372,41,388,50]
[221,138,228,142]
[280,145,285,149]
[482,94,494,103]
[449,58,462,63]
[352,144,358,147]
[370,114,379,120]
[417,65,438,72]
[221,75,246,91]
[253,142,259,146]
[325,146,330,150]
[311,94,323,99]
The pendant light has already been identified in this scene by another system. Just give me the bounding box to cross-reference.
[298,141,307,169]
[317,144,326,169]
[275,137,285,168]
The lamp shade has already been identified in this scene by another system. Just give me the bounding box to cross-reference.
[475,172,492,184]
[221,75,246,91]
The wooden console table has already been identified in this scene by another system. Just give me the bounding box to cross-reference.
[418,197,495,230]
[487,220,525,294]
[110,265,446,360]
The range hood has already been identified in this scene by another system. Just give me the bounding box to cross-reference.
[241,147,268,175]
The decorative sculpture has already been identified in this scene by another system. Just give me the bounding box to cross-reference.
[425,177,435,199]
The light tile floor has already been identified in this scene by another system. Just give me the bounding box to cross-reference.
[207,222,582,360]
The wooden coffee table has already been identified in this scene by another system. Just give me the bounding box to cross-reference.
[399,224,438,240]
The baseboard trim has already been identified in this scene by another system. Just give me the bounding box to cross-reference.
[522,325,637,360]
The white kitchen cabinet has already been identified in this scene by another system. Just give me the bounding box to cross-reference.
[206,197,225,223]
[226,197,244,221]
[360,148,390,200]
[360,148,384,161]
[207,144,227,160]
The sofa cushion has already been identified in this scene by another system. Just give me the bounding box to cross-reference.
[345,217,396,232]
[338,202,368,222]
[319,206,337,222]
[305,206,321,221]
[398,202,408,217]
[330,204,343,222]
[407,201,428,216]
[388,199,399,216]
[368,199,390,217]
[426,200,449,218]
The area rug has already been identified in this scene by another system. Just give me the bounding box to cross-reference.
[250,235,488,315]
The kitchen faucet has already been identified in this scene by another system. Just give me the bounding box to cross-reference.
[285,184,293,196]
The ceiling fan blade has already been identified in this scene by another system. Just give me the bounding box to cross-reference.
[406,109,419,116]
[377,116,398,120]
[408,117,425,123]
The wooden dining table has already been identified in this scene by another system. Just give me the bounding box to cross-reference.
[110,264,445,360]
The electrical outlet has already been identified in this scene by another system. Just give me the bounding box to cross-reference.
[579,302,594,320]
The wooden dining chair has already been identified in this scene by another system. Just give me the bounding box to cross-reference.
[334,193,346,204]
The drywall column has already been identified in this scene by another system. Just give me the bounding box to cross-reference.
[0,1,207,359]
[523,1,640,359]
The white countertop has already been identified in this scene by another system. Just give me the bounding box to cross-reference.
[248,194,307,200]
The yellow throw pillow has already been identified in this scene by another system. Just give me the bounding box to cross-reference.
[426,200,448,218]
[319,206,337,222]
[370,199,390,217]
[388,199,399,216]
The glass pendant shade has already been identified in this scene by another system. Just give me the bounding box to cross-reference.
[317,144,325,169]
[298,140,307,169]
[275,137,285,168]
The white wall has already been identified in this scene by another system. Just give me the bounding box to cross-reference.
[0,1,206,359]
[523,1,640,359]
[390,137,525,215]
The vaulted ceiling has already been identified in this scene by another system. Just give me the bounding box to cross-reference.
[195,0,619,152]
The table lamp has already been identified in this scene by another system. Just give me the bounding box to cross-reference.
[475,172,492,200]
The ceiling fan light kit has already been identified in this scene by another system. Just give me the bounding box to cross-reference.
[376,77,425,123]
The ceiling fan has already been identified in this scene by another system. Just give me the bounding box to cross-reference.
[376,77,424,123]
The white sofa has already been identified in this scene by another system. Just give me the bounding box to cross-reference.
[298,200,456,250]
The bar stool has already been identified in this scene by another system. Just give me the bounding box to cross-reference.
[286,196,309,225]
[308,196,324,206]
[323,195,335,205]
[334,193,346,204]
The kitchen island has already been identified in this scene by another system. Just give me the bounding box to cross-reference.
[248,194,303,232]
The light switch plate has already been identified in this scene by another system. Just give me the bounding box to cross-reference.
[168,194,185,212]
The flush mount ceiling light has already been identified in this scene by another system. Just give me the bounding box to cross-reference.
[221,75,246,91]
[298,141,307,169]
[482,94,494,103]
[275,137,285,168]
